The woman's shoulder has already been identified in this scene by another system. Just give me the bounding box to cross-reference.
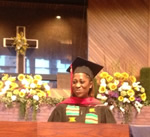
[95,104,110,110]
[56,103,68,108]
[95,104,106,107]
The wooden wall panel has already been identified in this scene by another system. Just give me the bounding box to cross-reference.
[0,1,87,77]
[88,0,149,77]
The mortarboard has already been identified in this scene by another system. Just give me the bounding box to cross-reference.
[66,56,103,79]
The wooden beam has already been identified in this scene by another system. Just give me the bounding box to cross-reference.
[149,0,150,66]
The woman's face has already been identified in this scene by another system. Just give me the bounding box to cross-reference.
[72,73,93,98]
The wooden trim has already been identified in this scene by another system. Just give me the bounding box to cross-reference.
[0,1,87,11]
[16,53,25,73]
[147,0,150,66]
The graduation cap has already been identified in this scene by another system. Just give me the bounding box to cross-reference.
[66,56,103,79]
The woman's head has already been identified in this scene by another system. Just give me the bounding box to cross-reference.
[72,71,93,98]
[67,57,103,98]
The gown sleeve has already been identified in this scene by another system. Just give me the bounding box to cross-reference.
[48,104,66,122]
[100,106,116,123]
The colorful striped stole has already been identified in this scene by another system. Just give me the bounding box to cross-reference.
[66,105,80,116]
[85,113,98,124]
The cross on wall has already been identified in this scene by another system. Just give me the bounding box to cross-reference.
[3,26,39,73]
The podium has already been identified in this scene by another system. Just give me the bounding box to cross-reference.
[0,121,129,137]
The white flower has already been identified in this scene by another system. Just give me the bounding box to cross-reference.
[132,82,140,87]
[3,85,10,90]
[136,107,141,113]
[97,94,102,99]
[44,85,50,90]
[97,94,107,100]
[100,78,106,83]
[11,95,17,101]
[37,80,43,85]
[123,98,130,103]
[119,82,131,91]
[5,80,11,86]
[132,82,141,91]
[135,101,143,108]
[33,95,39,101]
[0,89,6,95]
[22,79,29,86]
[134,103,141,113]
[100,78,106,87]
[20,89,27,93]
[25,88,30,93]
[30,83,36,88]
[118,87,122,92]
[105,90,109,94]
[104,102,108,106]
[120,107,125,113]
[109,105,115,110]
[114,80,119,85]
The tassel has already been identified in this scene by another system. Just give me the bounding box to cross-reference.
[70,64,73,94]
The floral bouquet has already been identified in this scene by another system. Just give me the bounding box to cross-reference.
[12,32,28,55]
[97,72,147,123]
[0,74,62,120]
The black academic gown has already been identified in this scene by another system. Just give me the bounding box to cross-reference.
[48,104,116,124]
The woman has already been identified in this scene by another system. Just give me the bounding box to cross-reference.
[48,57,116,124]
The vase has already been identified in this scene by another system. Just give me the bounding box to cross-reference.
[122,111,132,124]
[112,105,138,124]
[122,106,137,124]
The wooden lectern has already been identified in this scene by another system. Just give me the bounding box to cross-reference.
[0,121,129,137]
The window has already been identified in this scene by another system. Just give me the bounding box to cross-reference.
[0,55,16,73]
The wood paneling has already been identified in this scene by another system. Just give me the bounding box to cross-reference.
[0,0,88,6]
[0,1,87,79]
[88,0,149,77]
[0,121,129,137]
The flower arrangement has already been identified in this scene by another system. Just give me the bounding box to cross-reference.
[97,71,147,123]
[12,32,28,55]
[0,74,63,120]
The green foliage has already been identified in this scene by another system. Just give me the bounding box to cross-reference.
[140,67,150,103]
[32,103,38,121]
[42,97,64,106]
[19,102,26,119]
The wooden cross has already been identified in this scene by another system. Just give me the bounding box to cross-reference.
[3,26,38,73]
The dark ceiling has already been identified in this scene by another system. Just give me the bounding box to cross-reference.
[1,0,88,6]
